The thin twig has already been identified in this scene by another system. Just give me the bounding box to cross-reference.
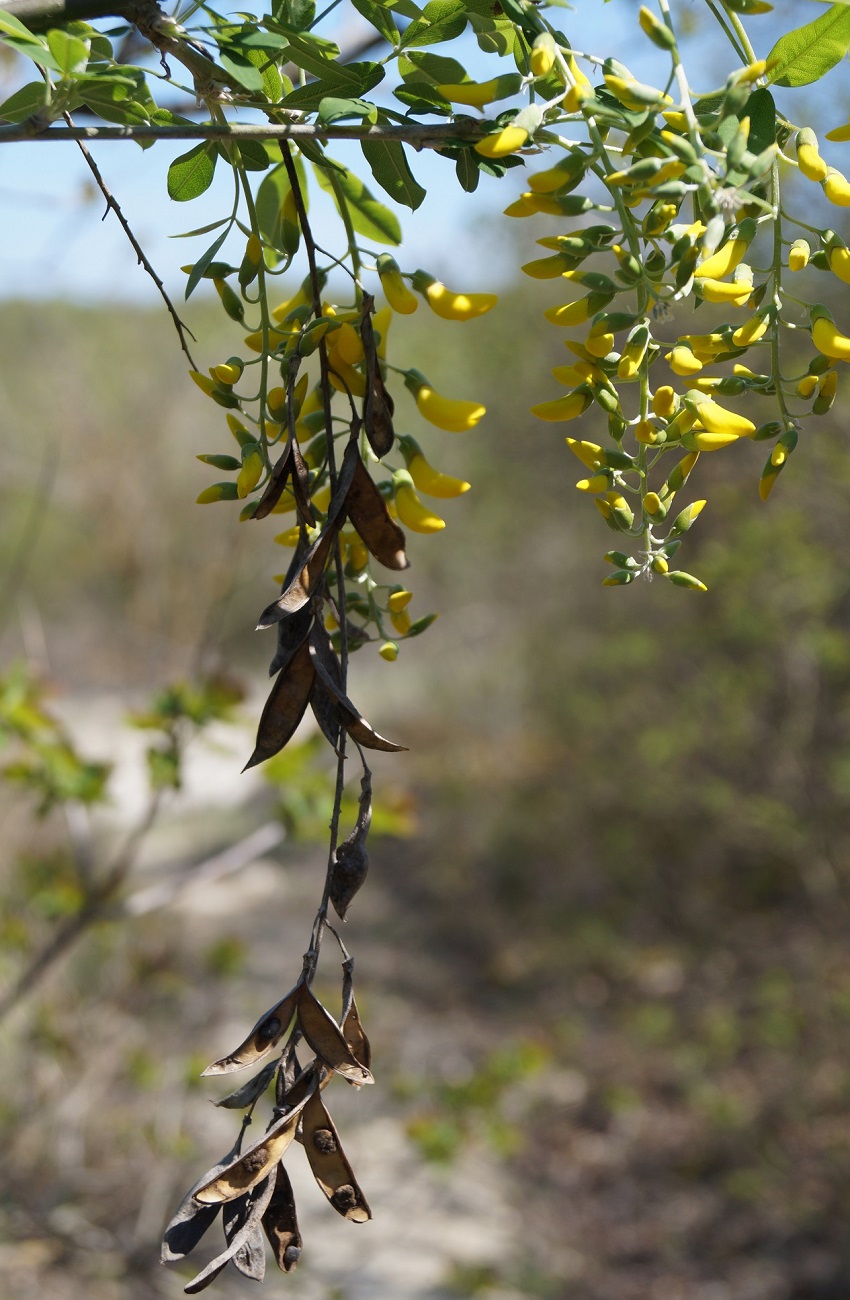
[0,119,487,147]
[66,114,198,367]
[280,140,350,975]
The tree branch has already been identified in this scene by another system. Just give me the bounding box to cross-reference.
[0,118,484,147]
[2,0,137,31]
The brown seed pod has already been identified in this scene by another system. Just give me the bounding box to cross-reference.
[301,1090,372,1223]
[268,602,313,678]
[308,625,407,754]
[344,456,409,570]
[243,641,315,770]
[297,983,373,1085]
[262,1163,302,1273]
[361,293,395,458]
[342,996,372,1076]
[256,439,360,630]
[330,772,372,921]
[194,1089,315,1205]
[183,1171,278,1293]
[202,982,303,1076]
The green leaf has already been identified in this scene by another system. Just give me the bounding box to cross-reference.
[0,9,45,39]
[273,0,316,28]
[280,62,384,110]
[399,0,467,48]
[265,24,340,77]
[226,29,289,51]
[80,86,151,126]
[766,4,850,87]
[451,146,480,192]
[393,83,452,113]
[350,0,398,43]
[167,143,217,203]
[234,138,272,171]
[184,228,230,299]
[171,217,231,238]
[256,160,302,260]
[744,87,776,155]
[47,27,90,77]
[314,158,402,244]
[400,50,467,82]
[0,82,46,123]
[361,139,426,209]
[318,96,378,125]
[216,48,265,91]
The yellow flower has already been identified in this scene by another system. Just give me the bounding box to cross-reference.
[400,436,471,498]
[690,395,756,438]
[393,470,446,533]
[824,169,850,207]
[812,309,850,361]
[667,345,703,376]
[697,276,752,306]
[652,386,678,419]
[796,374,818,399]
[731,313,769,347]
[377,254,418,314]
[379,641,399,661]
[414,272,498,321]
[544,298,592,327]
[475,126,529,158]
[530,34,557,78]
[412,376,486,431]
[531,387,593,422]
[826,243,850,286]
[796,129,828,183]
[565,437,603,469]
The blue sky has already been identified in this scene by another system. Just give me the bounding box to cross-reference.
[0,0,846,303]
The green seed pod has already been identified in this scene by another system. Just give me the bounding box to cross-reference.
[639,7,677,50]
[197,482,240,504]
[197,453,242,471]
[213,278,245,323]
[666,570,707,590]
[670,500,706,535]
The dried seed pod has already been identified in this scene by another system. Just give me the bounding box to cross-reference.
[268,603,313,678]
[256,526,338,628]
[202,982,303,1076]
[184,1172,278,1293]
[194,1089,315,1205]
[308,626,407,754]
[223,1198,266,1282]
[243,641,315,770]
[330,772,372,921]
[301,1090,372,1223]
[309,677,343,751]
[161,1194,222,1265]
[361,293,395,458]
[215,1059,278,1109]
[343,456,409,570]
[342,996,372,1076]
[256,440,360,629]
[262,1163,302,1272]
[297,983,373,1085]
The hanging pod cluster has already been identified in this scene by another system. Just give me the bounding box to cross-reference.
[163,952,374,1290]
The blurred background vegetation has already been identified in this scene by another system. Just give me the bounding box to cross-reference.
[3,209,850,1300]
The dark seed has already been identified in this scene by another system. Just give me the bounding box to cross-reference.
[331,1184,358,1212]
[259,1017,282,1041]
[283,1245,301,1270]
[312,1127,337,1154]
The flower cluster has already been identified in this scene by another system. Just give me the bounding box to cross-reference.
[489,8,850,589]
